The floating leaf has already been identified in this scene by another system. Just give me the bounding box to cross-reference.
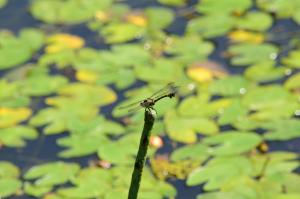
[24,162,80,187]
[0,162,21,198]
[0,0,7,8]
[218,99,248,125]
[229,30,265,44]
[171,143,209,162]
[24,182,52,197]
[202,131,262,156]
[0,29,44,69]
[135,58,184,83]
[187,14,236,38]
[284,72,300,90]
[228,43,279,66]
[165,110,218,143]
[0,178,22,198]
[165,35,214,64]
[0,107,32,128]
[0,126,38,147]
[0,161,20,178]
[209,75,251,96]
[46,34,85,53]
[196,0,252,15]
[245,60,286,82]
[282,49,300,68]
[236,11,273,31]
[30,0,112,24]
[187,156,252,190]
[263,119,300,140]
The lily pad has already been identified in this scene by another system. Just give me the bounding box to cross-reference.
[245,60,286,82]
[165,110,219,143]
[164,35,214,64]
[0,162,21,198]
[0,0,7,8]
[0,28,44,69]
[228,43,279,66]
[196,0,252,15]
[187,14,236,38]
[284,72,300,90]
[262,119,300,140]
[0,126,38,147]
[30,0,112,24]
[281,49,300,68]
[202,131,262,156]
[0,107,32,128]
[187,156,252,190]
[24,162,80,187]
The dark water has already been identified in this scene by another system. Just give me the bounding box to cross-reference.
[0,0,300,199]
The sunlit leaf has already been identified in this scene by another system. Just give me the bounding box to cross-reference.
[282,49,300,68]
[0,0,7,8]
[24,182,52,197]
[229,30,265,44]
[46,34,85,53]
[236,11,273,31]
[0,161,20,178]
[0,107,32,128]
[263,119,300,140]
[0,178,22,198]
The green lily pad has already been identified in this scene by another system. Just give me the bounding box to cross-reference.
[0,0,7,8]
[171,143,209,162]
[245,60,286,82]
[0,178,22,198]
[97,133,140,165]
[242,85,298,120]
[187,156,252,190]
[187,14,236,38]
[0,161,20,178]
[24,182,52,197]
[196,0,252,15]
[178,94,229,118]
[29,83,116,134]
[236,11,273,31]
[0,126,38,147]
[282,49,300,68]
[24,162,80,187]
[57,133,108,158]
[30,0,112,24]
[135,58,184,83]
[164,35,214,64]
[56,166,176,199]
[218,99,248,125]
[229,43,279,66]
[284,72,300,90]
[0,28,44,69]
[209,75,251,96]
[202,131,262,156]
[0,80,30,108]
[165,110,219,143]
[262,119,300,140]
[101,23,144,44]
[257,0,300,24]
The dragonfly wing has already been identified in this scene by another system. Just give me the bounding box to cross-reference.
[118,99,143,109]
[148,82,177,99]
[127,105,143,113]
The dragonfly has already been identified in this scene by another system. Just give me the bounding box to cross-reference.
[119,83,178,112]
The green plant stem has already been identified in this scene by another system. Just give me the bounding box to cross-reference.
[128,108,156,199]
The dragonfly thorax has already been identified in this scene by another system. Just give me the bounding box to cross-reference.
[140,98,155,108]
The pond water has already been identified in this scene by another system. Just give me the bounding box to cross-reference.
[0,0,300,199]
